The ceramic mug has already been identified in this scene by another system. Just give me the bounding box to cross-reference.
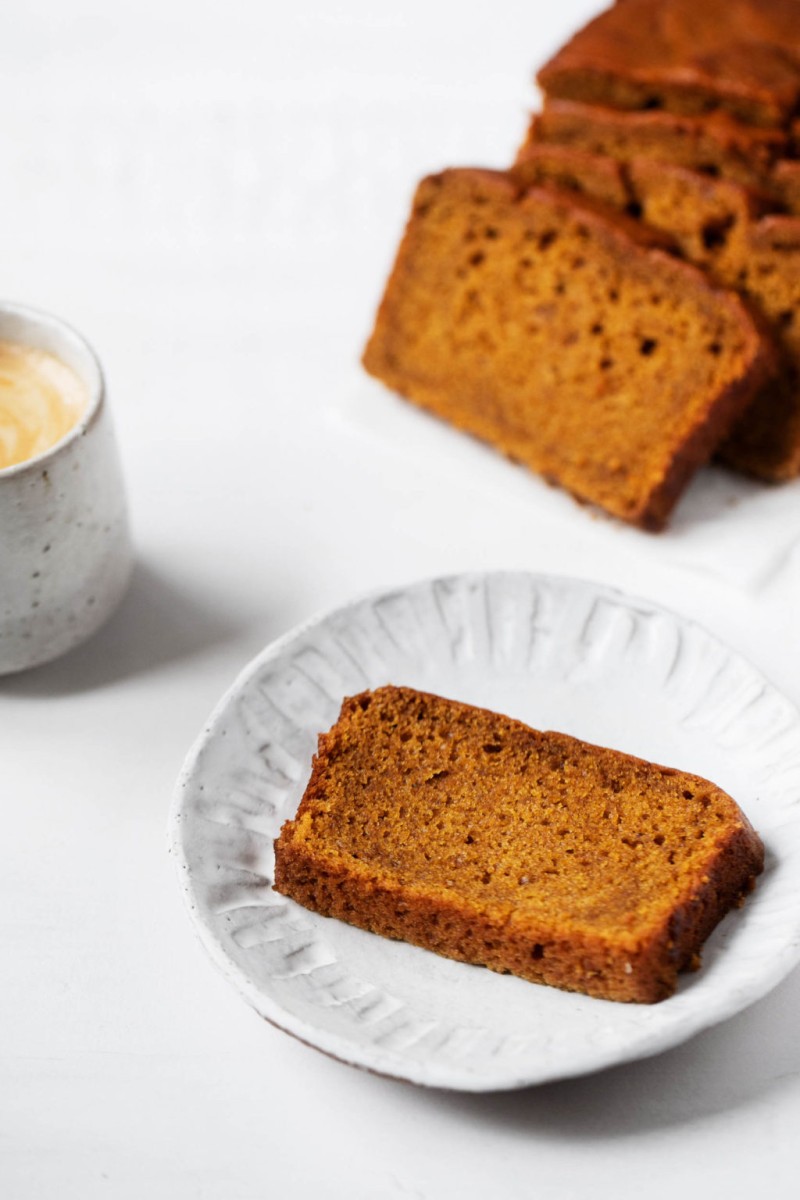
[0,302,132,674]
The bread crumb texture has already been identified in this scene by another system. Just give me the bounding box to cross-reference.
[274,686,764,1004]
[362,169,768,529]
[514,140,800,480]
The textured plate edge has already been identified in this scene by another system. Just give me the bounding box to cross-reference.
[167,569,800,1091]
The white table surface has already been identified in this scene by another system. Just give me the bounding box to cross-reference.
[3,1,800,1196]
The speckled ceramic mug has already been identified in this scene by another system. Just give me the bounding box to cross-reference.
[0,302,132,674]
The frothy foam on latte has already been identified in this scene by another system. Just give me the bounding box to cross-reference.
[0,340,90,471]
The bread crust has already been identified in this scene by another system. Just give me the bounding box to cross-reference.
[537,0,800,128]
[274,687,764,1004]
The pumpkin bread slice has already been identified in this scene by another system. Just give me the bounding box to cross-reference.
[527,100,792,202]
[274,687,764,1004]
[513,145,800,480]
[362,168,772,528]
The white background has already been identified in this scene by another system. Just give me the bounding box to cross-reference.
[3,1,800,1196]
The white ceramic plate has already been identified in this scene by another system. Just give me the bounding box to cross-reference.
[170,572,800,1091]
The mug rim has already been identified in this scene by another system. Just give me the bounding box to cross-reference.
[0,300,106,481]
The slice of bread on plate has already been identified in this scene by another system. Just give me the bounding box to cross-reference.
[274,686,764,1004]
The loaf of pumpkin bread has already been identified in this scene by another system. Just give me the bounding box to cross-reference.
[273,687,764,1004]
[362,168,772,527]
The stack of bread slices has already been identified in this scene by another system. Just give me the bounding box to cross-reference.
[363,0,800,530]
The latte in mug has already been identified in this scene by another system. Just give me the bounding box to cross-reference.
[0,340,90,470]
[0,302,132,674]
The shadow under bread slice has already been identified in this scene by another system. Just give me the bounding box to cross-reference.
[514,144,800,480]
[362,168,771,529]
[273,686,764,1004]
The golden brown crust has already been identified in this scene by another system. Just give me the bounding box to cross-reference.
[274,687,764,1005]
[537,0,800,128]
[362,167,772,527]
